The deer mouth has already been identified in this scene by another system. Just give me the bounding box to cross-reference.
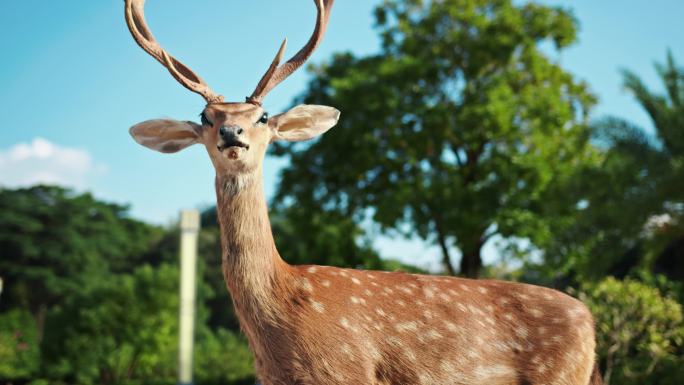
[217,140,250,152]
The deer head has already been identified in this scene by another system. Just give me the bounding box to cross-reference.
[125,0,338,179]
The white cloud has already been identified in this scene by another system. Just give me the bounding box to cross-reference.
[0,138,105,189]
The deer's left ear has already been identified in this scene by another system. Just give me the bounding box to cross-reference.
[129,119,203,154]
[269,105,341,142]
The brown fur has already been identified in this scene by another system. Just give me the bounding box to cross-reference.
[212,169,598,385]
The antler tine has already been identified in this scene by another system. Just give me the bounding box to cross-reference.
[124,0,224,104]
[247,0,335,105]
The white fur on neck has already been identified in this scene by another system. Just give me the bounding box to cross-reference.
[222,173,256,196]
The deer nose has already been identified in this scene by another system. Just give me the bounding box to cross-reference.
[219,125,244,139]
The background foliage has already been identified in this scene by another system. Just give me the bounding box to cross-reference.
[1,0,683,384]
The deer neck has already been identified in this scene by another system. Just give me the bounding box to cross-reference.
[215,171,290,318]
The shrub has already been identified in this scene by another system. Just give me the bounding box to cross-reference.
[577,277,684,385]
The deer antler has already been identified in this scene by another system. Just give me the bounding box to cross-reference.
[247,0,335,106]
[124,0,224,104]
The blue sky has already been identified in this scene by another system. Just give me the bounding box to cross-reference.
[1,1,683,270]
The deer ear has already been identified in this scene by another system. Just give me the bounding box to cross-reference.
[269,105,340,142]
[129,119,202,154]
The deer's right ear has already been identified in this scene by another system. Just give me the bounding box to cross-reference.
[129,119,203,154]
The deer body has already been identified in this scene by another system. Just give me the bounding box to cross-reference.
[216,168,597,385]
[123,1,601,384]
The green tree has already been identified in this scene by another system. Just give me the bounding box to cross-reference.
[0,185,161,340]
[195,328,255,385]
[41,264,179,385]
[273,0,597,277]
[541,52,684,281]
[270,205,384,269]
[576,277,684,385]
[0,309,40,381]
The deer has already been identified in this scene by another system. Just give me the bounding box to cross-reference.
[123,0,602,384]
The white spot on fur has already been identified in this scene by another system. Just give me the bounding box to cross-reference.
[400,287,413,295]
[396,299,406,307]
[423,286,436,298]
[568,306,587,318]
[469,305,485,316]
[340,317,351,329]
[444,321,459,333]
[478,287,488,294]
[529,308,544,318]
[517,293,531,301]
[440,361,456,373]
[423,310,434,319]
[439,293,451,302]
[351,277,361,285]
[321,280,331,288]
[310,300,325,313]
[307,266,318,273]
[424,329,442,340]
[395,321,418,332]
[493,342,509,352]
[340,343,354,359]
[403,347,417,360]
[474,364,516,379]
[387,336,404,348]
[363,289,373,296]
[339,271,349,277]
[298,278,313,292]
[350,296,366,305]
[383,287,394,295]
[366,343,381,359]
[515,328,529,338]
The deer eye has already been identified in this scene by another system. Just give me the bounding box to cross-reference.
[258,112,269,125]
[200,112,213,126]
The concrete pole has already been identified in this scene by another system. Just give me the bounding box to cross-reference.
[178,210,200,385]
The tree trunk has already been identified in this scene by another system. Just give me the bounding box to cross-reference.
[460,244,483,278]
[34,304,47,344]
[431,212,457,276]
[436,230,457,276]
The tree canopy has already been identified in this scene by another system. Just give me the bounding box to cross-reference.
[273,0,598,277]
[538,52,684,281]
